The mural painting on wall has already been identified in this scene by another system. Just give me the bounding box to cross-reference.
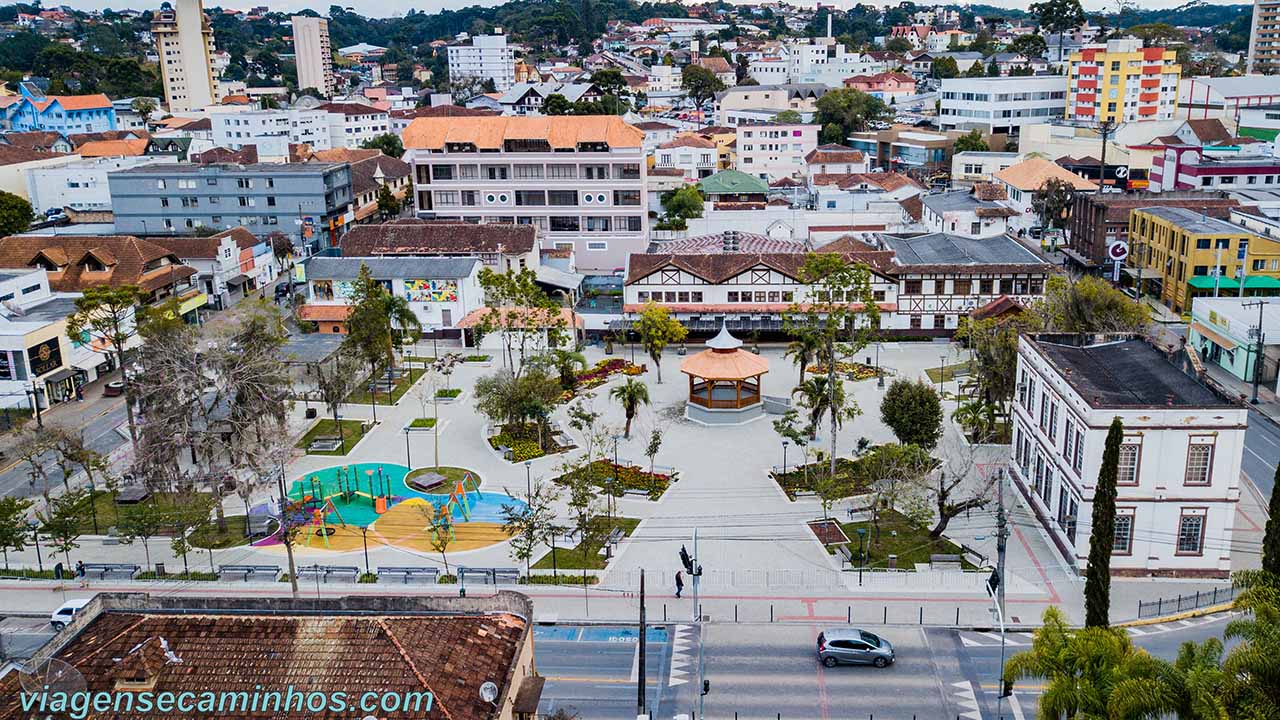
[404,279,459,303]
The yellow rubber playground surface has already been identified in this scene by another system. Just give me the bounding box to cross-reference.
[294,498,512,553]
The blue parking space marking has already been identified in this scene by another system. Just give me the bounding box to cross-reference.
[534,626,583,641]
[535,625,670,644]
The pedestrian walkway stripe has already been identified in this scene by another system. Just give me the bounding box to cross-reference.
[669,624,694,688]
[951,680,983,720]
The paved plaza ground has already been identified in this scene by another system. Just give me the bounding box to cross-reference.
[0,339,1261,627]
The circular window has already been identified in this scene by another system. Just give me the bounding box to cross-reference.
[596,193,607,203]
[583,194,594,204]
[485,193,496,203]
[498,193,509,203]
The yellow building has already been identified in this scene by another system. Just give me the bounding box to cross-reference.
[1066,38,1180,125]
[1129,206,1280,314]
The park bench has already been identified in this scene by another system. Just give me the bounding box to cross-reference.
[606,527,626,546]
[836,545,855,568]
[622,489,649,499]
[81,563,140,580]
[459,567,495,585]
[492,568,520,585]
[929,554,962,571]
[297,565,360,583]
[308,436,343,452]
[377,566,439,585]
[102,527,120,546]
[218,564,281,582]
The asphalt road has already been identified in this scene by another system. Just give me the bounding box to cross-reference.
[1243,406,1280,500]
[0,402,128,499]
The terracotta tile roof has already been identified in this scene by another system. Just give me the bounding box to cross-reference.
[1186,118,1232,146]
[899,194,923,221]
[660,134,717,149]
[804,144,865,165]
[0,609,529,720]
[0,144,69,166]
[31,93,111,111]
[627,247,896,285]
[972,181,1007,201]
[341,222,536,256]
[994,157,1097,191]
[648,167,686,176]
[969,294,1026,321]
[457,306,584,329]
[346,153,411,196]
[696,56,733,73]
[308,147,382,163]
[0,235,196,293]
[389,104,497,119]
[76,138,149,157]
[811,171,923,192]
[69,130,149,147]
[1,130,65,150]
[148,227,259,260]
[220,94,252,105]
[298,303,354,321]
[191,145,259,164]
[402,115,643,151]
[633,120,676,131]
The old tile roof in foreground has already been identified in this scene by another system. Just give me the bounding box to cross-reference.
[341,221,537,256]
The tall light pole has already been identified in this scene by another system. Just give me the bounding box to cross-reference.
[404,427,412,468]
[29,521,42,572]
[782,440,789,477]
[1243,300,1270,404]
[1097,119,1117,194]
[524,460,533,578]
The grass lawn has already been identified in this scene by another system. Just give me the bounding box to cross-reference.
[295,418,369,455]
[403,355,436,364]
[436,388,462,399]
[77,490,218,535]
[189,514,252,549]
[462,354,491,362]
[346,367,423,406]
[404,466,482,493]
[924,361,974,384]
[837,508,975,570]
[136,570,219,581]
[771,458,873,501]
[532,516,640,570]
[409,417,437,429]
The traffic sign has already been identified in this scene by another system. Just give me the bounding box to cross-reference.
[1107,241,1129,261]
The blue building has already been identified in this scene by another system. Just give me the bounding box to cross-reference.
[5,83,117,134]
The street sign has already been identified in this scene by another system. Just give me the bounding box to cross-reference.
[1107,241,1129,261]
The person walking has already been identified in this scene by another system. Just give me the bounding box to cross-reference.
[675,570,684,598]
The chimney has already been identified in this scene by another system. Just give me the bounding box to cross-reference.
[1201,206,1207,222]
[827,12,833,39]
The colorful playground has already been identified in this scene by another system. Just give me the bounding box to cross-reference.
[255,463,524,553]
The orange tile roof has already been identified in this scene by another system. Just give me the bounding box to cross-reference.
[403,115,643,151]
[456,306,584,329]
[30,93,111,111]
[994,157,1097,191]
[297,304,354,322]
[75,138,149,157]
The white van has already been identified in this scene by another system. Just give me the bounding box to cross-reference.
[50,598,91,631]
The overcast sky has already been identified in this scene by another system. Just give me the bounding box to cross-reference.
[56,0,1251,19]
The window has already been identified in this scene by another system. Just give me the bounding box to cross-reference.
[1196,239,1210,249]
[1117,442,1140,485]
[20,283,40,295]
[586,241,607,251]
[550,216,580,232]
[979,279,994,294]
[1113,510,1134,554]
[933,314,946,328]
[727,291,739,302]
[548,190,578,206]
[904,280,922,294]
[909,315,922,329]
[1184,440,1213,485]
[1176,512,1205,555]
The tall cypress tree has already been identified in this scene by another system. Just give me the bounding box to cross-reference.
[1263,463,1280,576]
[1084,416,1123,627]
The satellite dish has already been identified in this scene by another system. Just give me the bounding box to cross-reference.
[479,681,499,704]
[295,95,322,111]
[18,658,87,697]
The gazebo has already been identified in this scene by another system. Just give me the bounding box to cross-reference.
[680,323,770,425]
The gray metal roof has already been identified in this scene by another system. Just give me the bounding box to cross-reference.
[1033,337,1229,409]
[1137,206,1257,235]
[922,190,986,214]
[278,332,345,364]
[882,233,1047,266]
[304,256,480,280]
[16,295,80,323]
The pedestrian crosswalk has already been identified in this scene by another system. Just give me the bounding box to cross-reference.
[668,624,695,687]
[1122,612,1237,637]
[956,611,1238,648]
[958,631,1035,648]
[951,680,983,720]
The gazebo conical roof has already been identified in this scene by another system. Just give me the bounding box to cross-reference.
[680,323,769,380]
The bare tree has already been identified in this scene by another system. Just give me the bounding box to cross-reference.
[899,436,995,539]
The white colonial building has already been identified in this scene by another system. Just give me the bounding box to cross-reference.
[735,122,819,182]
[1011,334,1245,578]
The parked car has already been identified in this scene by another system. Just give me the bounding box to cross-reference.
[816,628,895,668]
[50,598,91,631]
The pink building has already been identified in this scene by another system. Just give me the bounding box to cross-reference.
[842,72,916,103]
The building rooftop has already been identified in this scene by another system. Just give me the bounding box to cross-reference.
[340,221,537,256]
[881,232,1047,268]
[1028,336,1230,409]
[699,169,769,195]
[994,156,1097,192]
[305,255,479,280]
[402,115,643,151]
[921,189,1017,217]
[1135,206,1258,235]
[278,331,346,364]
[112,162,346,175]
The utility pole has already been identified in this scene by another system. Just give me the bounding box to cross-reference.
[993,467,1010,720]
[1097,120,1116,194]
[637,568,646,716]
[1214,247,1223,297]
[1243,300,1270,405]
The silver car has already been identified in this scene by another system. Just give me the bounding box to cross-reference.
[816,628,895,668]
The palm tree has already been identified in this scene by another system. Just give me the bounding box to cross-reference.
[549,348,587,391]
[1005,607,1175,720]
[953,396,998,443]
[792,376,845,440]
[381,294,421,370]
[609,378,650,439]
[785,335,821,384]
[1221,570,1280,716]
[1139,639,1228,720]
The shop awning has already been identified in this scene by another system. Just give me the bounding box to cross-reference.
[225,274,250,287]
[72,355,103,371]
[1187,276,1238,291]
[1190,320,1236,351]
[43,367,75,383]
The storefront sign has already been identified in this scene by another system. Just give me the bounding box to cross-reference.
[26,337,62,378]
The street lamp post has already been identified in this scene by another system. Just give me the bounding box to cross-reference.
[875,342,884,388]
[856,528,867,587]
[359,526,370,575]
[611,435,621,524]
[25,382,43,429]
[404,427,411,468]
[782,440,789,477]
[523,460,533,578]
[29,521,43,572]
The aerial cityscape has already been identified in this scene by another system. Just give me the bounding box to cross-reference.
[0,0,1277,717]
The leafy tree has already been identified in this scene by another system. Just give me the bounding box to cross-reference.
[681,64,725,107]
[884,36,911,53]
[589,67,627,97]
[964,59,987,77]
[66,285,144,442]
[1032,0,1086,67]
[1085,416,1123,628]
[633,302,686,383]
[130,97,157,125]
[360,132,404,158]
[39,488,90,567]
[661,185,704,220]
[1264,463,1280,575]
[0,496,34,569]
[1034,275,1150,334]
[314,351,360,448]
[474,366,562,447]
[168,493,214,576]
[424,502,455,575]
[820,122,846,145]
[1007,33,1048,58]
[543,93,574,115]
[609,378,650,439]
[953,129,989,153]
[1033,176,1078,231]
[341,263,395,419]
[0,191,33,236]
[785,334,821,384]
[792,375,853,441]
[1009,64,1036,76]
[644,426,664,475]
[548,348,587,391]
[931,56,959,79]
[1223,570,1280,714]
[953,396,999,444]
[1126,22,1185,48]
[879,379,944,450]
[815,88,890,139]
[986,58,1001,76]
[376,184,401,220]
[118,500,168,571]
[476,266,567,374]
[774,109,803,124]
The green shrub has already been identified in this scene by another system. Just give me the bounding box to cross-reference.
[462,354,491,362]
[438,574,458,584]
[358,572,378,583]
[435,388,462,399]
[410,417,437,429]
[520,574,599,585]
[135,571,219,581]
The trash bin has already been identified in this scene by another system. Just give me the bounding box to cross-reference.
[887,555,897,570]
[155,563,166,577]
[305,408,317,419]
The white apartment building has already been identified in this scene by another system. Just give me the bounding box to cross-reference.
[715,83,827,127]
[938,76,1068,136]
[209,107,333,160]
[785,37,885,87]
[1011,334,1244,578]
[950,151,1023,188]
[292,16,337,98]
[447,33,516,92]
[319,102,391,149]
[735,123,819,181]
[403,115,648,273]
[1247,0,1280,74]
[655,135,718,180]
[647,65,681,94]
[25,155,178,214]
[151,0,218,113]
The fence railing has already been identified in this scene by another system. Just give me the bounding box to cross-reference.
[1137,585,1240,619]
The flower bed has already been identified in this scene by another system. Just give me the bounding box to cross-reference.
[435,388,462,399]
[462,354,491,363]
[553,460,673,500]
[488,423,571,462]
[409,417,437,429]
[576,358,645,390]
[807,362,879,381]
